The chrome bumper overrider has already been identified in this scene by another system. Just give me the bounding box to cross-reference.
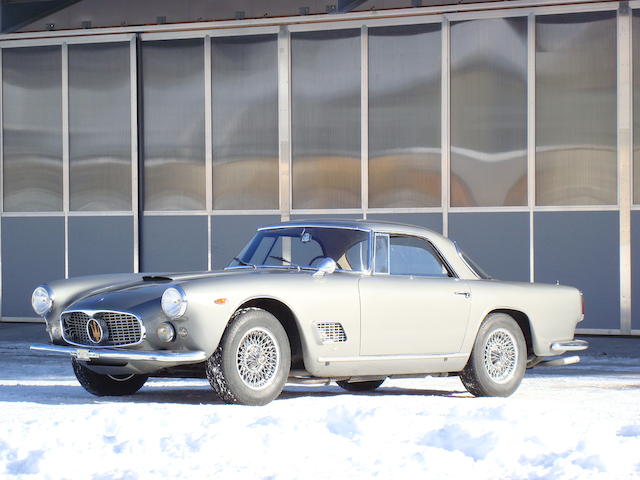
[30,343,207,363]
[550,340,589,352]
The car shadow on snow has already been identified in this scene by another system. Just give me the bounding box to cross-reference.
[0,382,468,406]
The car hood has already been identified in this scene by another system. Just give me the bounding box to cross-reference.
[64,268,313,315]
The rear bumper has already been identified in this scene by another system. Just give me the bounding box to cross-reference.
[30,343,207,364]
[550,340,589,353]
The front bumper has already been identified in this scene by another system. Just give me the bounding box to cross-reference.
[30,343,207,364]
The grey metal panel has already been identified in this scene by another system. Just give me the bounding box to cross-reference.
[211,215,280,269]
[366,213,443,233]
[141,216,207,272]
[1,217,65,317]
[632,211,640,329]
[449,212,529,282]
[535,211,620,329]
[68,216,133,276]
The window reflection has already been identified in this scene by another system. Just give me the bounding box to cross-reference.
[291,30,361,209]
[142,39,206,211]
[536,12,617,206]
[369,24,441,208]
[450,17,527,207]
[2,46,62,212]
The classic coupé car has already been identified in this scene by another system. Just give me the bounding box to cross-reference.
[31,220,587,405]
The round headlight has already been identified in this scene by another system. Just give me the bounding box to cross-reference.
[157,322,176,343]
[161,286,187,319]
[31,285,53,316]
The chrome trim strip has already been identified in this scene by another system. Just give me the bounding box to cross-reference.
[60,309,146,348]
[318,353,467,363]
[30,343,207,363]
[258,223,372,232]
[550,340,589,352]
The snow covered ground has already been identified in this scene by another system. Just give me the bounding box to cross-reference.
[0,340,639,480]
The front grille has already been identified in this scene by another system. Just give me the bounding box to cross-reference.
[61,310,143,347]
[316,322,347,343]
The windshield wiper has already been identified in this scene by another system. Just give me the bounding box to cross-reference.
[232,257,257,269]
[268,255,302,272]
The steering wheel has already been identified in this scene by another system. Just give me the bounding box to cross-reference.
[308,255,326,267]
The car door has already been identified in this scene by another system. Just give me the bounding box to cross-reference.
[359,233,472,356]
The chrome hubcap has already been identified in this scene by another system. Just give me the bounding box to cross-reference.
[483,328,518,384]
[236,327,280,390]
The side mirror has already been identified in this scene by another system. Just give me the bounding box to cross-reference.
[313,257,337,278]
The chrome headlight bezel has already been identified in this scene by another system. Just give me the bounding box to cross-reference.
[31,285,54,316]
[161,286,188,319]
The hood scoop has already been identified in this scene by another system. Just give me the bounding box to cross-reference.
[142,275,173,282]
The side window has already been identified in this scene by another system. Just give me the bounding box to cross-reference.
[389,235,450,277]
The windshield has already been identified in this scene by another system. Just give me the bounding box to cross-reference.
[228,227,370,272]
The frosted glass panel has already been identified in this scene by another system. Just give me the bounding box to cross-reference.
[212,35,278,210]
[2,46,62,212]
[69,42,131,211]
[536,12,617,206]
[291,30,361,209]
[142,39,205,210]
[451,18,527,207]
[368,24,441,208]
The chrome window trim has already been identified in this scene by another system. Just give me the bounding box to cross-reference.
[372,232,459,279]
[60,309,146,348]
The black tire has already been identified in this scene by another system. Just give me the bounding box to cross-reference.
[336,379,384,392]
[206,307,291,406]
[71,358,148,396]
[460,313,526,397]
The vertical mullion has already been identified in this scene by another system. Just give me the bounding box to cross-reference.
[278,26,292,222]
[618,2,633,334]
[205,35,213,270]
[361,26,368,219]
[62,43,69,279]
[130,36,140,273]
[0,48,3,320]
[528,14,536,283]
[441,17,450,236]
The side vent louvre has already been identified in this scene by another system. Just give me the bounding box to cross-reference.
[316,322,347,343]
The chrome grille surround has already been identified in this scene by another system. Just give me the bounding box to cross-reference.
[316,322,347,344]
[61,310,145,348]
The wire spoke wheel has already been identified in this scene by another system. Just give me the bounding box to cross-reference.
[236,327,280,390]
[482,328,518,384]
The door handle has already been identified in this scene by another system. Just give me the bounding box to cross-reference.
[454,291,471,299]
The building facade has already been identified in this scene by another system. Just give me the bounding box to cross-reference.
[0,0,638,334]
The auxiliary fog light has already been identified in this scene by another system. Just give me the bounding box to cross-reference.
[157,322,176,343]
